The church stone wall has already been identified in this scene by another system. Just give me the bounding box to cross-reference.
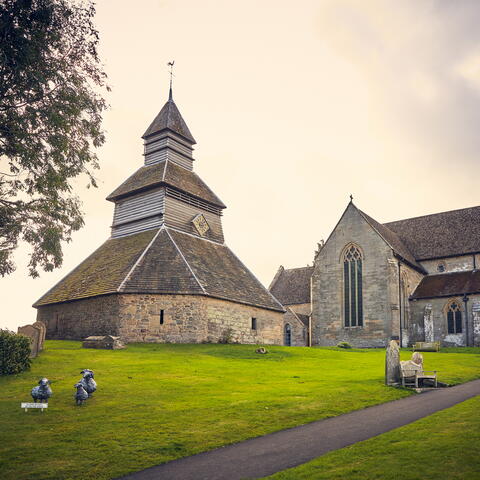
[36,295,121,340]
[312,205,395,348]
[419,255,476,275]
[410,295,480,347]
[395,262,425,347]
[283,310,308,347]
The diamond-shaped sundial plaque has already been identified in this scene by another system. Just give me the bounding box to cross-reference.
[192,214,210,236]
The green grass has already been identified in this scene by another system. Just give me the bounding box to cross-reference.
[0,342,478,480]
[265,395,480,480]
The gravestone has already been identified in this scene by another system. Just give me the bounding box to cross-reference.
[423,304,434,343]
[17,322,45,358]
[473,302,480,347]
[32,321,46,350]
[385,339,400,385]
[82,335,125,350]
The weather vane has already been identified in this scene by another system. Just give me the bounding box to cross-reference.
[167,61,175,99]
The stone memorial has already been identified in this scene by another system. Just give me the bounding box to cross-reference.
[385,339,400,385]
[17,321,46,358]
[473,302,480,347]
[82,335,125,350]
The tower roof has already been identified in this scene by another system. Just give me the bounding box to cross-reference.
[33,227,284,312]
[142,95,196,144]
[106,160,226,208]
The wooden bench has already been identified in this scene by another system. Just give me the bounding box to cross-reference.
[400,366,438,388]
[412,341,440,352]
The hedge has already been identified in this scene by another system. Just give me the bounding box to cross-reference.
[0,329,31,375]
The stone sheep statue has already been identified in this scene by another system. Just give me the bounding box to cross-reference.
[31,378,52,403]
[74,382,89,406]
[80,369,97,397]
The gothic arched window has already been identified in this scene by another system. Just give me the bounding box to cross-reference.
[343,244,363,327]
[447,301,462,334]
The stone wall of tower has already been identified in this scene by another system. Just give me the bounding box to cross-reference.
[36,295,122,340]
[36,293,284,345]
[118,294,283,344]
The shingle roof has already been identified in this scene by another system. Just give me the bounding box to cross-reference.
[411,270,480,299]
[385,206,480,260]
[34,230,157,306]
[168,229,284,311]
[106,160,226,208]
[143,98,196,143]
[358,209,425,272]
[269,266,313,305]
[34,227,284,312]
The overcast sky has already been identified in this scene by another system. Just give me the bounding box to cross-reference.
[3,0,480,331]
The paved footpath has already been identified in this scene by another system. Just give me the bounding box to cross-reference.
[119,379,480,480]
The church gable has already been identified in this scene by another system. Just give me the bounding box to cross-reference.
[312,202,396,347]
[269,266,313,306]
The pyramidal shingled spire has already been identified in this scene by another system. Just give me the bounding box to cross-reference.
[142,90,196,144]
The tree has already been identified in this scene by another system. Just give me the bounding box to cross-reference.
[0,0,108,277]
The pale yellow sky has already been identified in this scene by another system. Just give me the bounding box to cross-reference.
[2,0,480,330]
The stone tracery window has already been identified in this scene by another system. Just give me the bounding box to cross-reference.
[446,301,462,334]
[343,244,363,327]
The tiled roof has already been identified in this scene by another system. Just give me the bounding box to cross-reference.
[106,160,226,208]
[168,229,284,311]
[269,266,313,305]
[34,230,157,306]
[411,270,480,299]
[122,229,203,294]
[359,209,425,272]
[143,98,196,143]
[385,206,480,260]
[34,227,284,312]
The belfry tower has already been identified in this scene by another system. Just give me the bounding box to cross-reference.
[34,89,284,344]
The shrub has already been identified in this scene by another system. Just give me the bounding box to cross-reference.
[336,341,352,349]
[0,329,31,375]
[218,328,235,344]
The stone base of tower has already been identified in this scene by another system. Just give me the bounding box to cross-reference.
[36,293,284,345]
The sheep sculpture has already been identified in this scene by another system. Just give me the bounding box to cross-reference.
[79,369,97,397]
[74,382,89,406]
[31,378,52,403]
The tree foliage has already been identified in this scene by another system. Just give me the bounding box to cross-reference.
[0,0,108,277]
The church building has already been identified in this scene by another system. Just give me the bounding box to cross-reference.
[34,89,285,344]
[271,200,480,348]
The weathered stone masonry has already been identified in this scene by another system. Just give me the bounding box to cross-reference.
[37,294,283,344]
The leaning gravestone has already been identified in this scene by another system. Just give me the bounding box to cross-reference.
[17,322,45,358]
[32,321,46,350]
[385,339,400,385]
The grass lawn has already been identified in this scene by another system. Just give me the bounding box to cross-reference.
[265,395,480,480]
[0,342,478,480]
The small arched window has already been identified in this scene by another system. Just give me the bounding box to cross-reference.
[343,244,363,327]
[447,301,462,334]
